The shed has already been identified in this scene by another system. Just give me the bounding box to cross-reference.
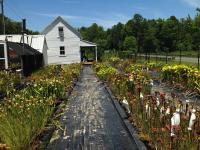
[0,35,48,65]
[0,41,43,76]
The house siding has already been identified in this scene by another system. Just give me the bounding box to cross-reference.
[45,22,81,64]
[42,42,48,65]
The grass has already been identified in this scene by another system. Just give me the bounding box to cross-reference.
[0,101,53,150]
[169,50,198,57]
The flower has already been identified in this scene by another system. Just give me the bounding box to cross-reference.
[161,127,167,132]
[165,124,171,131]
[151,127,158,133]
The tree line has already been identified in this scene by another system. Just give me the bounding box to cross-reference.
[2,11,200,58]
[0,15,39,35]
[79,9,200,58]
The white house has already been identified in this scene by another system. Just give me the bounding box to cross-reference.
[41,16,97,65]
[0,16,97,67]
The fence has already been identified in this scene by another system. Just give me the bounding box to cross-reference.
[106,51,200,69]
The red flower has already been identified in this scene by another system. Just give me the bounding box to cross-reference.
[172,125,181,132]
[160,93,166,100]
[165,124,171,131]
[182,115,188,121]
[151,127,158,133]
[161,127,167,132]
[127,92,132,97]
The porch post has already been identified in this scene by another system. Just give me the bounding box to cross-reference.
[95,46,98,62]
[4,42,8,69]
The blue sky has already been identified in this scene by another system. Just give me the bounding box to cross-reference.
[4,0,200,32]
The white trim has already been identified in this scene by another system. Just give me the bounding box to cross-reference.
[4,43,8,69]
[59,46,66,56]
[0,42,8,69]
[95,46,98,62]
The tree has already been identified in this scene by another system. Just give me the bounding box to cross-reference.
[79,11,200,59]
[0,15,38,34]
[96,39,107,60]
[79,23,106,42]
[125,14,146,53]
[107,23,125,51]
[123,36,137,53]
[159,16,179,52]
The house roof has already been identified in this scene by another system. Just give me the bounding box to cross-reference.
[0,35,46,53]
[7,42,42,56]
[41,16,82,39]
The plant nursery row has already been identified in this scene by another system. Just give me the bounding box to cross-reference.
[0,64,81,150]
[94,58,200,150]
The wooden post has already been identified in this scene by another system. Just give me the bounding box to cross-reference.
[4,42,8,69]
[95,46,97,62]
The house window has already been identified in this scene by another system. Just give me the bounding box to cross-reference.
[58,27,64,41]
[60,46,65,56]
[58,27,64,37]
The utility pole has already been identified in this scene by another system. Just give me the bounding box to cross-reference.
[1,0,5,34]
[165,48,168,64]
[179,25,182,65]
[21,19,26,74]
[179,20,183,65]
[22,19,26,53]
[198,46,200,70]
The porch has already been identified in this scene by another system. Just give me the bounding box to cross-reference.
[80,40,97,62]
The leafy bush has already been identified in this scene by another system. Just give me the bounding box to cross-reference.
[0,71,20,97]
[162,65,200,93]
[94,63,117,80]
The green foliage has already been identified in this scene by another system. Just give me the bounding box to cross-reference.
[0,98,53,150]
[0,64,81,150]
[93,63,117,80]
[80,23,106,42]
[80,10,200,59]
[96,60,200,150]
[162,65,200,92]
[101,51,119,62]
[0,71,20,97]
[0,15,38,34]
[123,36,137,52]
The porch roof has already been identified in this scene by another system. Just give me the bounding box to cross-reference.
[80,40,97,47]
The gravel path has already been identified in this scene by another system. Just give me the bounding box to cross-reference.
[47,66,138,150]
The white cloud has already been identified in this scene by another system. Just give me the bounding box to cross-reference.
[181,0,200,8]
[34,12,131,28]
[34,13,81,19]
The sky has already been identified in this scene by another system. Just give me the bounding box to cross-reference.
[3,0,200,32]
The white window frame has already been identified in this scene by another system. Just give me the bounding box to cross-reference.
[59,46,65,56]
[0,43,8,69]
